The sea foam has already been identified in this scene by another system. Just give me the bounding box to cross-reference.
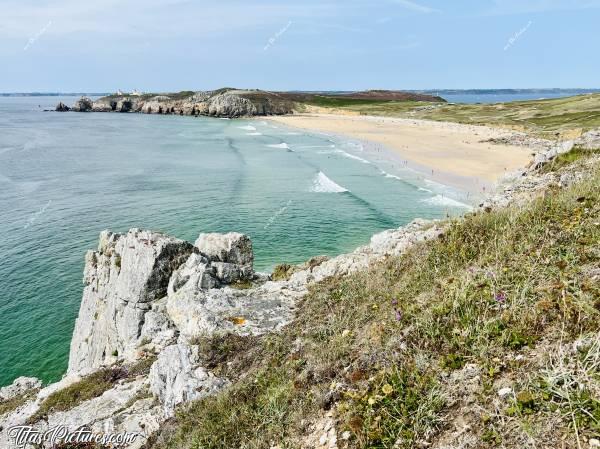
[238,125,256,131]
[311,171,349,193]
[267,143,290,149]
[337,150,370,164]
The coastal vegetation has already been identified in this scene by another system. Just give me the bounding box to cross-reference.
[144,149,600,448]
[26,356,156,424]
[300,93,600,139]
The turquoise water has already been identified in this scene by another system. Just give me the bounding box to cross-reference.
[0,96,470,387]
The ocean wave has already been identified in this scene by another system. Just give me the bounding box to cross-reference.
[238,125,256,131]
[337,150,370,164]
[267,143,290,149]
[418,187,433,193]
[311,171,349,193]
[246,132,263,136]
[421,195,473,209]
[379,169,402,181]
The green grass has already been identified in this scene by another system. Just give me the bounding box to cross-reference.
[540,146,600,173]
[0,389,39,417]
[28,356,156,423]
[295,93,600,138]
[144,154,600,448]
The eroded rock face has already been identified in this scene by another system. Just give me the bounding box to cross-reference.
[195,232,253,272]
[148,344,228,417]
[71,96,94,112]
[68,229,194,374]
[58,89,295,118]
[0,377,41,401]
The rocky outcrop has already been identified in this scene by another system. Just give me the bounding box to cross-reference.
[60,89,295,118]
[148,344,228,416]
[0,377,41,401]
[482,128,600,210]
[68,229,194,374]
[0,219,445,448]
[71,96,94,112]
[55,102,70,112]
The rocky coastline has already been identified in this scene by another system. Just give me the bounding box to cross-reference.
[54,89,447,119]
[56,89,295,118]
[1,128,599,448]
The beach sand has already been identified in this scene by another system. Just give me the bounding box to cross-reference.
[267,113,534,194]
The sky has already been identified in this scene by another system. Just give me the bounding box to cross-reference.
[0,0,599,92]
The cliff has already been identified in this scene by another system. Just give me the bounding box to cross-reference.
[1,131,599,448]
[56,89,447,118]
[54,89,294,118]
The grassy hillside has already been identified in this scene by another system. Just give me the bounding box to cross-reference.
[146,150,600,448]
[295,94,600,139]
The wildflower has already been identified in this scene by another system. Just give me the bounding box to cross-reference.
[371,304,379,310]
[494,292,506,303]
[391,299,398,306]
[395,310,403,321]
[382,384,393,395]
[341,329,351,338]
[368,397,376,405]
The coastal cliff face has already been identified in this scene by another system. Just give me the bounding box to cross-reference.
[1,130,599,448]
[58,89,296,118]
[0,215,444,448]
[56,89,448,118]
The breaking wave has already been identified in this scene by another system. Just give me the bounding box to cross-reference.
[311,171,349,193]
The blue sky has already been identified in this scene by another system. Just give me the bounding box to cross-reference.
[1,0,599,91]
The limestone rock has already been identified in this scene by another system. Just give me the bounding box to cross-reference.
[194,232,253,273]
[167,252,218,295]
[166,281,298,340]
[71,96,94,112]
[0,377,41,401]
[68,229,194,374]
[148,344,228,416]
[575,128,600,149]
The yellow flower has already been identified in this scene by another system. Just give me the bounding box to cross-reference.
[382,384,393,395]
[368,397,376,405]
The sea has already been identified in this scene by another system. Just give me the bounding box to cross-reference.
[0,95,473,387]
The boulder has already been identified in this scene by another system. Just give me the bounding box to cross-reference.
[148,344,228,416]
[194,232,253,271]
[0,376,42,401]
[575,128,600,149]
[71,96,94,112]
[55,102,70,112]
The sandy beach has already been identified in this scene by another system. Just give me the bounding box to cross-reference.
[267,113,534,194]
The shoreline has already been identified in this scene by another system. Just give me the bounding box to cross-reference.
[266,113,535,197]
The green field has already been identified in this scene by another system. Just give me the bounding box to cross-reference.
[296,93,600,138]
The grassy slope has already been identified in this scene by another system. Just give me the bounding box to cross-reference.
[146,151,600,449]
[295,94,600,139]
